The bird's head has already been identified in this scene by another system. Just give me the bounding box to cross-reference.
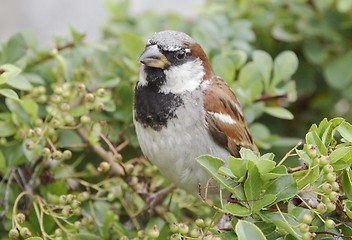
[138,30,212,94]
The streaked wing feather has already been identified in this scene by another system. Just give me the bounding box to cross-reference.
[203,76,257,157]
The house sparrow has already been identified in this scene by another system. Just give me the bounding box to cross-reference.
[134,30,257,197]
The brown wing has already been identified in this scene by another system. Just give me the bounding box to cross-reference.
[203,76,258,157]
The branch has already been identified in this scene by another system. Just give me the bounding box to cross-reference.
[27,34,85,68]
[255,93,288,103]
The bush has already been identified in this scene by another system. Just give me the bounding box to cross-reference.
[0,0,351,239]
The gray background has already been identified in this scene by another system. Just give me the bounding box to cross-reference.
[0,0,203,46]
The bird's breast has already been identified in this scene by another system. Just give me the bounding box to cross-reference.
[134,89,230,195]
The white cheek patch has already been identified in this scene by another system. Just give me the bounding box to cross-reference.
[208,112,237,125]
[161,59,205,94]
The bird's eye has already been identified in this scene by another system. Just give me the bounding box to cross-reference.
[175,50,186,60]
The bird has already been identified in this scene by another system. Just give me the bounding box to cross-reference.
[133,30,257,200]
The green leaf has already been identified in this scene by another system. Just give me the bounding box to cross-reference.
[342,168,352,200]
[0,151,6,172]
[324,51,352,90]
[265,175,298,203]
[337,121,352,143]
[343,200,352,219]
[212,54,236,84]
[20,98,38,120]
[330,146,352,164]
[228,157,248,180]
[244,162,261,210]
[7,75,33,90]
[260,212,301,239]
[26,237,44,240]
[0,88,19,100]
[235,220,267,240]
[256,159,276,176]
[2,33,27,63]
[88,123,102,145]
[197,155,236,194]
[252,50,273,88]
[0,64,22,84]
[272,50,298,85]
[119,32,144,61]
[252,194,276,212]
[225,203,251,217]
[0,121,16,137]
[264,107,294,120]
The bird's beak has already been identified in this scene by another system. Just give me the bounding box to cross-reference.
[138,45,170,69]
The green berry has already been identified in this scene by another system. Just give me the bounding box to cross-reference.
[54,87,63,95]
[137,230,145,238]
[51,119,61,128]
[42,148,51,158]
[178,223,189,234]
[66,194,74,203]
[96,88,106,97]
[77,191,90,202]
[325,219,336,229]
[299,223,309,233]
[98,162,110,173]
[147,225,160,239]
[329,191,339,202]
[302,232,315,240]
[61,206,73,217]
[323,164,333,173]
[306,144,317,159]
[170,223,179,233]
[85,93,94,102]
[59,195,67,205]
[195,218,205,227]
[33,127,42,136]
[63,150,72,159]
[64,115,75,125]
[77,83,86,92]
[95,102,104,111]
[326,202,336,212]
[16,213,25,224]
[19,227,31,238]
[107,193,115,202]
[190,228,200,238]
[319,155,330,166]
[25,141,35,150]
[71,199,81,209]
[51,95,62,104]
[321,183,332,194]
[170,234,181,240]
[317,202,327,214]
[80,115,91,124]
[60,103,70,111]
[52,150,63,160]
[302,213,313,224]
[55,228,63,236]
[325,172,337,183]
[74,221,82,229]
[331,181,340,191]
[9,228,19,240]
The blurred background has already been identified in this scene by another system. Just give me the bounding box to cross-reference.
[0,0,204,46]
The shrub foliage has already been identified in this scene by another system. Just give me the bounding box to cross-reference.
[0,0,351,239]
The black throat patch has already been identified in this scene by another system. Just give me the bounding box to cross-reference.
[134,81,183,131]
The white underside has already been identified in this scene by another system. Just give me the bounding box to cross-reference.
[134,87,230,196]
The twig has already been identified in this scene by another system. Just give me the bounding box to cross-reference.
[27,34,85,68]
[76,127,125,176]
[315,231,352,239]
[277,141,302,166]
[254,93,288,102]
